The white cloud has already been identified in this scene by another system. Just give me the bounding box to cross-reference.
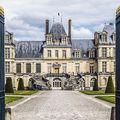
[72,27,93,39]
[0,0,119,41]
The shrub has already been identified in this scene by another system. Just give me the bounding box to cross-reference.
[105,76,115,93]
[5,77,14,93]
[18,78,24,90]
[93,78,99,91]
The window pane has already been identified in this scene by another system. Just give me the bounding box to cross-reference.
[26,63,31,73]
[36,63,41,73]
[16,63,21,73]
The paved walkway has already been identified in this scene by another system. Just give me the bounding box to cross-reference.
[11,91,112,120]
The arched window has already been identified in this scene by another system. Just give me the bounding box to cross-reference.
[90,78,96,87]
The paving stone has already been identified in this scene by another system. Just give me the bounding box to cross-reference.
[12,91,111,120]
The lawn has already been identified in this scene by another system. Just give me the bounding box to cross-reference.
[5,96,23,104]
[6,90,38,95]
[81,90,115,95]
[96,96,115,104]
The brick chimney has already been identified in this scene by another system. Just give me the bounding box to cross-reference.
[68,19,71,40]
[45,19,49,34]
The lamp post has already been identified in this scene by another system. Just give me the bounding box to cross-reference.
[116,6,120,120]
[0,6,5,120]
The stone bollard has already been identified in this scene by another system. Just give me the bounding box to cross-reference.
[110,107,115,120]
[5,108,12,120]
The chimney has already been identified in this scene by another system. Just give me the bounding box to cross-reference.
[45,19,49,34]
[68,19,71,40]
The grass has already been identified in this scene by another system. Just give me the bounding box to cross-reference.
[6,90,38,95]
[96,96,115,104]
[81,90,115,95]
[5,96,23,104]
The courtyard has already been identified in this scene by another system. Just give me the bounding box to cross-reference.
[10,90,113,120]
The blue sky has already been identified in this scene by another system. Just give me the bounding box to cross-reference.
[0,0,119,41]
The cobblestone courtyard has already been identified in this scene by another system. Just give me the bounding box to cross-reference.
[12,91,112,120]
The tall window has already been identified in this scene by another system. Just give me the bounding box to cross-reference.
[90,64,94,73]
[75,63,80,73]
[62,63,67,73]
[62,50,66,58]
[48,50,51,57]
[55,50,59,58]
[5,48,10,59]
[26,63,31,73]
[47,63,52,73]
[102,34,107,42]
[102,48,107,58]
[109,48,111,57]
[90,50,95,58]
[36,63,41,73]
[75,51,80,58]
[5,62,10,73]
[102,62,107,73]
[16,63,21,73]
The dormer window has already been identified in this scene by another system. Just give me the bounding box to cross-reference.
[74,49,80,58]
[89,49,95,58]
[103,34,107,42]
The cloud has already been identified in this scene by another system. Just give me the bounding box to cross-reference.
[72,27,93,39]
[0,0,119,41]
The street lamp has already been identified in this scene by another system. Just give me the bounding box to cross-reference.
[116,6,120,120]
[0,6,5,120]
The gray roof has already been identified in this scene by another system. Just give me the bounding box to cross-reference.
[72,39,95,58]
[14,39,95,59]
[103,23,115,43]
[15,41,44,58]
[50,22,66,40]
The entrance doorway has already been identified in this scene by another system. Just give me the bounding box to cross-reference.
[53,78,61,90]
[54,68,59,74]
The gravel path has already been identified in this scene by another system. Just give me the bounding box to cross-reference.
[12,91,112,120]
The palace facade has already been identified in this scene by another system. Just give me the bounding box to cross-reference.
[5,19,115,90]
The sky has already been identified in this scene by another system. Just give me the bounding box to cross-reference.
[0,0,119,41]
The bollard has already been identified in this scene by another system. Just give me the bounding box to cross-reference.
[110,107,115,120]
[5,108,12,120]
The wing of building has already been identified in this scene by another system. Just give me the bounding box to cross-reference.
[4,19,115,90]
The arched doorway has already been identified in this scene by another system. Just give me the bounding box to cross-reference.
[52,78,62,90]
[90,78,96,90]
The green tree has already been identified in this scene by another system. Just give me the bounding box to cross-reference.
[105,76,115,93]
[18,78,24,90]
[93,78,99,91]
[5,77,14,93]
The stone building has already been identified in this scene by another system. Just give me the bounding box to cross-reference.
[4,19,115,90]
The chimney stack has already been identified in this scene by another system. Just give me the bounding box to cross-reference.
[45,19,49,34]
[68,19,71,40]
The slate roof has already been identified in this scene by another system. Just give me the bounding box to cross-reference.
[15,39,95,58]
[103,23,115,43]
[15,41,44,58]
[72,39,95,58]
[50,22,66,40]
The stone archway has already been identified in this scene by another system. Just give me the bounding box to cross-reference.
[52,78,62,90]
[79,78,85,90]
[90,78,96,90]
[28,78,35,90]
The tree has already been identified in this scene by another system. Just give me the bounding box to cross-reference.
[5,77,14,93]
[93,78,99,91]
[105,76,115,93]
[18,78,24,90]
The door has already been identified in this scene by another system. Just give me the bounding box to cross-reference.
[54,68,59,74]
[52,79,61,90]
